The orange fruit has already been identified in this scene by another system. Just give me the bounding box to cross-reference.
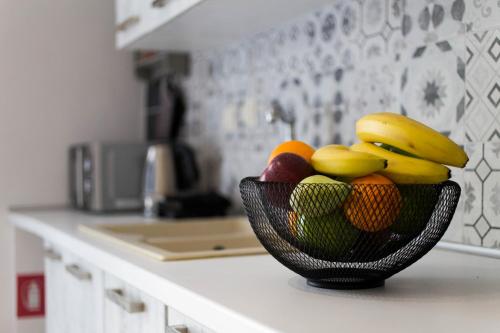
[288,211,299,237]
[268,141,315,164]
[344,174,402,232]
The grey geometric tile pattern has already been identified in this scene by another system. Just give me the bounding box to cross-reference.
[358,0,404,60]
[464,0,500,32]
[400,38,466,142]
[464,28,500,142]
[402,0,465,45]
[463,143,500,248]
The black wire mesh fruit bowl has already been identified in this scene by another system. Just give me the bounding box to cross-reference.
[240,177,461,290]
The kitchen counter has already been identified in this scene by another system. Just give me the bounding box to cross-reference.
[9,208,500,333]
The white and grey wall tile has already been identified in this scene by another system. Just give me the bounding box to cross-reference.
[402,0,465,46]
[332,0,405,144]
[464,0,500,32]
[341,57,401,146]
[463,143,500,248]
[464,27,500,142]
[400,37,466,143]
[358,0,405,61]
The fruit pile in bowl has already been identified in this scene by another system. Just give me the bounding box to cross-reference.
[240,112,465,289]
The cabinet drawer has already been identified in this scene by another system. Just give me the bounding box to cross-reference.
[63,251,104,333]
[104,273,166,333]
[44,242,66,333]
[167,307,216,333]
[44,242,104,333]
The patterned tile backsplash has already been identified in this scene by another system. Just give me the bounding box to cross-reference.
[181,0,500,248]
[463,142,500,247]
[400,38,466,142]
[465,28,500,141]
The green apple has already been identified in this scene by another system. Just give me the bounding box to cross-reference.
[390,185,439,235]
[290,175,351,218]
[296,212,359,259]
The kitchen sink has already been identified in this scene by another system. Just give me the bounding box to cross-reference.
[78,217,267,261]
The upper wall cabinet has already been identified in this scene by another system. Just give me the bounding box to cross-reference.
[115,0,334,51]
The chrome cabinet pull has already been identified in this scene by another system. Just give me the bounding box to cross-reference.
[116,16,140,32]
[166,325,188,333]
[65,264,92,281]
[152,0,168,8]
[105,289,145,314]
[44,248,62,261]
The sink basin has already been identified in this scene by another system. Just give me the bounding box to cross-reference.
[78,217,267,261]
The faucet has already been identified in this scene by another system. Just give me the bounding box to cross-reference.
[265,100,296,141]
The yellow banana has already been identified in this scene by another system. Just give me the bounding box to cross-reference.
[311,145,387,178]
[356,112,468,168]
[351,142,451,184]
[322,144,350,151]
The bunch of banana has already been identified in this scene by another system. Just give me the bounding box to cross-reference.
[354,112,468,184]
[356,112,468,167]
[351,142,450,184]
[311,145,388,178]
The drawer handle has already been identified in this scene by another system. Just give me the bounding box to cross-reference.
[105,289,145,314]
[152,0,168,8]
[44,248,62,261]
[65,264,92,281]
[116,16,140,32]
[166,325,188,333]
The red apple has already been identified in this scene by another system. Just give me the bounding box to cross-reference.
[259,152,314,211]
[260,153,314,183]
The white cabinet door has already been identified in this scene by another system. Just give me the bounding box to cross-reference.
[115,0,142,26]
[44,243,66,333]
[167,308,216,333]
[63,251,104,333]
[104,273,166,333]
[44,244,104,333]
[115,0,148,47]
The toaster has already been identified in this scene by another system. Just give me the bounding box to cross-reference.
[69,142,148,212]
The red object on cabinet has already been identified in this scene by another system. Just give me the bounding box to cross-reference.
[17,274,45,318]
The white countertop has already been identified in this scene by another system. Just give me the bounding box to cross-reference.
[9,208,500,333]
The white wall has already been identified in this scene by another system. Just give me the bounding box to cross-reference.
[0,0,142,331]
